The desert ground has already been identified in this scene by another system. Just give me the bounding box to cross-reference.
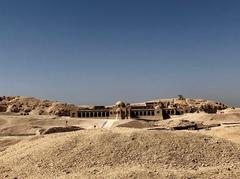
[0,108,240,179]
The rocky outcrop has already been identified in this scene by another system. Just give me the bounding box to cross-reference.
[0,96,78,117]
[148,96,228,114]
[6,105,20,113]
[47,102,78,116]
[0,96,229,117]
[0,105,7,112]
[200,103,218,113]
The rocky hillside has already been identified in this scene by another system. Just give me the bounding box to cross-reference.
[0,128,239,178]
[147,96,228,113]
[0,96,78,116]
[0,96,228,117]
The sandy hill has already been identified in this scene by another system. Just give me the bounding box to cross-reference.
[0,128,239,179]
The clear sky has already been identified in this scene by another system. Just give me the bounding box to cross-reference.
[0,0,239,106]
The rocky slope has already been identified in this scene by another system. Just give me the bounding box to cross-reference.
[147,96,228,113]
[0,96,77,116]
[0,96,228,117]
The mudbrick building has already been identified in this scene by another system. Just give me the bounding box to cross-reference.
[70,100,191,120]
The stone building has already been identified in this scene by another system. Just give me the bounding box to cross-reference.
[70,101,166,120]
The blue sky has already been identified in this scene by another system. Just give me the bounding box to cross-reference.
[0,0,239,106]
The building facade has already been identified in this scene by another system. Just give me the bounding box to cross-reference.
[69,101,180,120]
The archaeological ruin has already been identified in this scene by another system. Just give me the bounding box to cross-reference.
[70,100,190,120]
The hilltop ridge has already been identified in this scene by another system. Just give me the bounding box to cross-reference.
[0,96,228,117]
